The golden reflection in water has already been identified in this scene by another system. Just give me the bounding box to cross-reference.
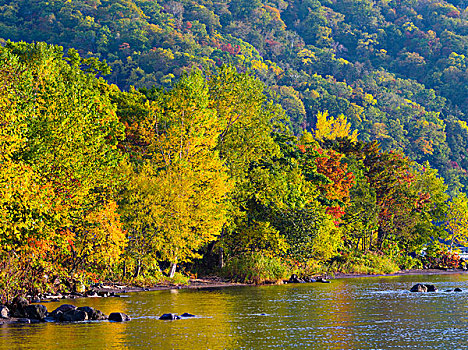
[319,279,358,349]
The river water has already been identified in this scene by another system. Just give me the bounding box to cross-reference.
[2,273,468,349]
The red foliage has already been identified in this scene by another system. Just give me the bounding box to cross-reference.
[326,206,346,219]
[315,149,355,203]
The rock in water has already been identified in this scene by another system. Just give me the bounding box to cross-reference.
[0,305,9,319]
[180,313,195,318]
[410,283,438,292]
[49,304,76,320]
[108,312,130,322]
[410,283,428,292]
[60,309,88,322]
[454,288,462,292]
[317,277,331,283]
[288,274,302,283]
[24,304,48,320]
[77,306,107,320]
[10,296,29,317]
[159,313,180,320]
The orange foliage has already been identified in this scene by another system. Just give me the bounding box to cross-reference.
[315,149,355,203]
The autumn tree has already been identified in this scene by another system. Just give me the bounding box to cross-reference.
[120,72,231,278]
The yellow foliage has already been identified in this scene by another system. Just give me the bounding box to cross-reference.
[314,111,359,141]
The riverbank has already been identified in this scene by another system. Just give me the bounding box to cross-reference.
[90,276,251,294]
[332,268,468,279]
[91,269,468,294]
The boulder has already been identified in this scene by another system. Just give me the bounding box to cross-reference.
[24,304,48,320]
[317,277,331,283]
[454,288,463,292]
[0,305,9,319]
[410,283,428,292]
[410,283,438,292]
[49,304,76,319]
[77,306,107,320]
[60,309,88,322]
[10,296,29,317]
[180,313,195,318]
[108,312,130,322]
[159,313,180,320]
[288,274,302,283]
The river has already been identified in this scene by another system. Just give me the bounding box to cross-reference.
[2,273,468,349]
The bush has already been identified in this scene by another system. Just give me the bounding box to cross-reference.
[326,251,400,275]
[222,252,289,284]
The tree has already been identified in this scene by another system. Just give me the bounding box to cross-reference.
[120,72,231,277]
[445,192,468,252]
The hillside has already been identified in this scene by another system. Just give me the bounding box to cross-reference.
[0,0,467,190]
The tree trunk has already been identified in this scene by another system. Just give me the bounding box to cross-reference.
[133,259,141,278]
[169,260,177,278]
[219,227,225,268]
[123,261,127,279]
[219,247,224,268]
[377,226,385,250]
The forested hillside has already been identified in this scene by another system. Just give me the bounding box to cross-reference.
[0,0,468,297]
[1,0,467,190]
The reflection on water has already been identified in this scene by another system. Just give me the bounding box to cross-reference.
[2,273,468,349]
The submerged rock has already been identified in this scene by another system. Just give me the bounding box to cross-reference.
[108,312,130,322]
[159,313,180,320]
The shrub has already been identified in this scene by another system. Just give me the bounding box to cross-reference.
[326,251,400,275]
[222,252,289,284]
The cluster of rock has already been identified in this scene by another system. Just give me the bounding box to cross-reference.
[410,284,463,293]
[159,313,195,320]
[0,296,130,324]
[28,290,122,303]
[286,274,331,284]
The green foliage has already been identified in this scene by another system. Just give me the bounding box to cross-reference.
[327,251,400,275]
[1,0,468,191]
[222,252,289,284]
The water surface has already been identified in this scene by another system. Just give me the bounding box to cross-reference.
[3,273,468,349]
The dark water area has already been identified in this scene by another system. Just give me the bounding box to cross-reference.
[3,273,468,349]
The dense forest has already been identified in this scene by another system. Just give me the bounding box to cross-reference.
[0,0,468,298]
